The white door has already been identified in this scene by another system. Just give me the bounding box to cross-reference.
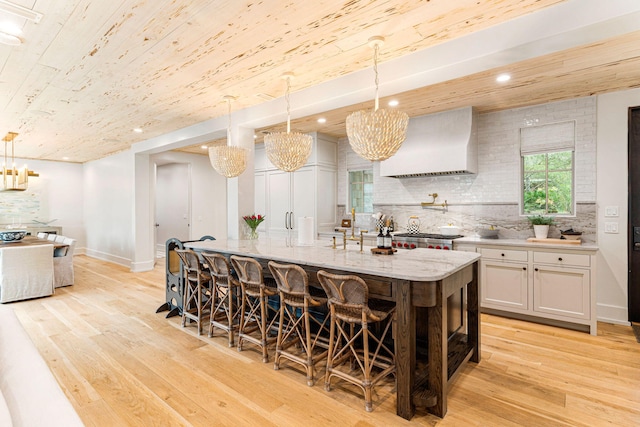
[267,170,292,234]
[156,163,190,254]
[291,167,315,230]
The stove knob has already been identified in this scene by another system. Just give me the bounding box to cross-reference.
[392,242,396,247]
[410,243,416,249]
[428,245,434,249]
[403,243,409,248]
[435,245,442,249]
[443,246,450,250]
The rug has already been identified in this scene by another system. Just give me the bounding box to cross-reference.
[633,323,640,343]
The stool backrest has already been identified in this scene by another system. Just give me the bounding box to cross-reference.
[268,261,309,304]
[174,249,204,282]
[201,252,233,287]
[317,270,369,323]
[230,255,264,293]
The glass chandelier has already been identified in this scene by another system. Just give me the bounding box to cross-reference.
[346,36,409,162]
[264,73,312,172]
[1,132,37,192]
[209,95,247,178]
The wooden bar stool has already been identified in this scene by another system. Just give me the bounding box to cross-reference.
[268,261,330,386]
[174,249,212,335]
[201,252,241,347]
[317,270,396,412]
[230,255,279,363]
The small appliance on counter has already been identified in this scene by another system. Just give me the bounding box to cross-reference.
[407,216,421,234]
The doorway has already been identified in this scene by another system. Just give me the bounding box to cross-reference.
[155,163,191,257]
[628,106,640,322]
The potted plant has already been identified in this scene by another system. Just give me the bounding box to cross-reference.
[528,215,554,239]
[243,214,265,239]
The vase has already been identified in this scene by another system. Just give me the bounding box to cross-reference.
[533,224,549,239]
[248,228,259,240]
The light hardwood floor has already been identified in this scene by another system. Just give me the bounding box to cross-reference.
[9,255,640,426]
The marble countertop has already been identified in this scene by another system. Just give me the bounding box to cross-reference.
[455,236,598,251]
[185,237,480,282]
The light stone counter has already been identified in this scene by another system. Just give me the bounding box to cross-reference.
[185,236,480,282]
[455,236,598,251]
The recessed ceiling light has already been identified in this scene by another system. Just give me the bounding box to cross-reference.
[62,156,69,161]
[496,73,511,83]
[388,100,399,107]
[200,145,207,150]
[317,117,326,124]
[133,128,143,133]
[253,134,257,139]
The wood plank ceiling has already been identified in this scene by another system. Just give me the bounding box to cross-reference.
[0,0,639,162]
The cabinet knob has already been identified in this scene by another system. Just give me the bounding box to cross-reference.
[522,267,527,271]
[534,268,539,272]
[501,253,505,257]
[558,257,563,261]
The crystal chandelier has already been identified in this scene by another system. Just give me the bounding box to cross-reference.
[209,95,247,178]
[1,132,38,192]
[346,36,409,162]
[264,73,312,172]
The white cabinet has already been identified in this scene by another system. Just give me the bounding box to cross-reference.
[255,133,337,236]
[472,243,597,335]
[481,259,529,312]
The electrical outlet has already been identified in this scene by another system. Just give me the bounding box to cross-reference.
[604,222,619,233]
[605,206,619,217]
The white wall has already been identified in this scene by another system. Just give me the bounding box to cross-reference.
[83,151,135,266]
[0,158,85,248]
[595,88,639,324]
[151,151,227,242]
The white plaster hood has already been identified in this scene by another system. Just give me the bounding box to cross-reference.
[380,107,478,177]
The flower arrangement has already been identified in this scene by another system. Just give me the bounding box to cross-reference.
[243,214,265,239]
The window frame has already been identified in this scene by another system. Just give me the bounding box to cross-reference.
[521,149,575,216]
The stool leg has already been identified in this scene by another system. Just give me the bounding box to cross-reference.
[260,293,269,363]
[325,311,336,391]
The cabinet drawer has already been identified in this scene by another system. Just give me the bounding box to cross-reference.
[533,251,590,267]
[479,247,528,262]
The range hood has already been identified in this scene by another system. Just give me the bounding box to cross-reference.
[380,106,478,177]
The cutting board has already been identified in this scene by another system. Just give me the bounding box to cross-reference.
[526,238,581,245]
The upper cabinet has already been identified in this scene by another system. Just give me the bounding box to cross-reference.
[255,133,337,236]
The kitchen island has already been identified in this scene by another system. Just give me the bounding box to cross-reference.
[185,237,481,420]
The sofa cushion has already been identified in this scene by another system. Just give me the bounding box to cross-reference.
[0,306,83,426]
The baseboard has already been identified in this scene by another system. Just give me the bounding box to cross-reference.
[597,303,630,326]
[83,249,131,269]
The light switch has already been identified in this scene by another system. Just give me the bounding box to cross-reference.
[605,206,619,217]
[604,222,619,233]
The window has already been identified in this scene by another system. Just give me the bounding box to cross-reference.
[349,169,373,213]
[522,150,573,214]
[520,121,576,216]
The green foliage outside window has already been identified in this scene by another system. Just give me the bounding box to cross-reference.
[522,151,573,215]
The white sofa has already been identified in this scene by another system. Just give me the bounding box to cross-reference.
[0,245,54,303]
[0,305,84,426]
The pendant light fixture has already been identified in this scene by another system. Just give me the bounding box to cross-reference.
[209,95,247,178]
[1,132,38,192]
[264,72,312,172]
[346,36,409,162]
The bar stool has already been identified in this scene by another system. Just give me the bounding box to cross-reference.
[268,261,330,386]
[317,270,396,412]
[230,255,279,362]
[201,252,241,347]
[174,249,212,335]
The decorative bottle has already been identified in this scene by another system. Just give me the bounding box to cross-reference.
[377,228,385,248]
[383,226,392,249]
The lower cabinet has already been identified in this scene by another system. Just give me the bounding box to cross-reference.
[475,244,597,335]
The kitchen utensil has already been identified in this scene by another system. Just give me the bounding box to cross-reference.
[407,216,421,234]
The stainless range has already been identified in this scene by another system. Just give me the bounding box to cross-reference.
[392,232,464,250]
